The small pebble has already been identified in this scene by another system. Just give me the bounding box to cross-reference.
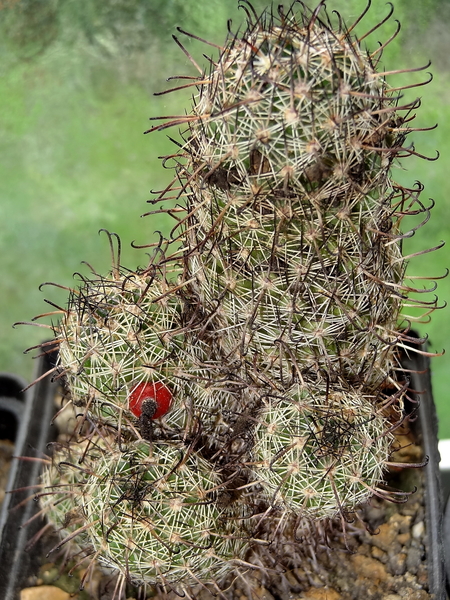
[300,588,341,600]
[371,546,386,562]
[409,592,431,600]
[388,513,412,534]
[406,546,422,574]
[417,563,429,587]
[397,532,411,545]
[371,521,400,552]
[412,521,424,540]
[388,552,407,576]
[349,555,388,583]
[20,586,70,600]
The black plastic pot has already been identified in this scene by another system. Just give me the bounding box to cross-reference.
[0,345,446,599]
[0,373,28,444]
[444,481,450,595]
[401,336,447,599]
[0,350,59,600]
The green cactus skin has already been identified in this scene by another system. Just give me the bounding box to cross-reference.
[189,19,398,198]
[35,1,441,595]
[56,269,219,421]
[41,434,248,587]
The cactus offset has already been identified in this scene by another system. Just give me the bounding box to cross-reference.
[252,387,393,516]
[57,269,182,424]
[35,1,441,595]
[41,434,247,586]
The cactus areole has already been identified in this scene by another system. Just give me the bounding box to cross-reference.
[128,381,173,419]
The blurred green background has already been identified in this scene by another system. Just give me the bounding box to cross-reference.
[0,0,448,433]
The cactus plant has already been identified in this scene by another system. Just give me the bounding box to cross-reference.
[35,1,441,596]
